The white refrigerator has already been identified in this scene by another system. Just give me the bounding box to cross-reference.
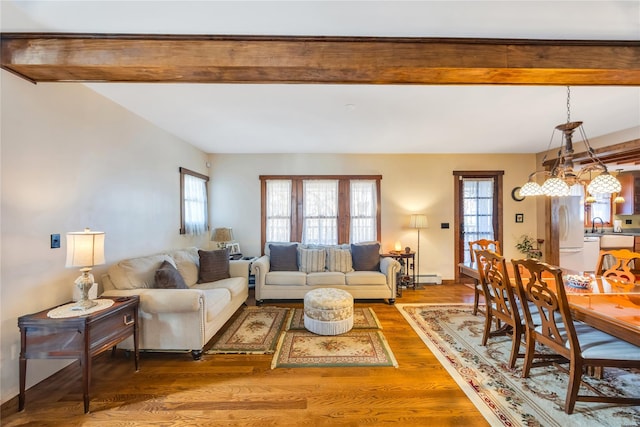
[558,195,585,272]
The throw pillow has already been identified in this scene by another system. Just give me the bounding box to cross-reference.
[299,248,326,273]
[155,260,189,289]
[326,247,354,273]
[269,243,298,271]
[351,242,381,271]
[197,249,230,283]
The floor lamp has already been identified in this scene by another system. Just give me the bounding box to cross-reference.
[409,214,428,288]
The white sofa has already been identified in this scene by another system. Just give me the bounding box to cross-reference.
[101,247,249,360]
[253,242,401,304]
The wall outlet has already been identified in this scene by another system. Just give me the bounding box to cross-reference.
[441,223,449,229]
[626,219,633,225]
[50,234,60,248]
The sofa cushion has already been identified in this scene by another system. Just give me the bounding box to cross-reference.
[345,271,388,286]
[154,260,189,289]
[202,288,232,322]
[351,243,381,271]
[265,271,307,286]
[269,243,299,271]
[326,247,354,273]
[108,254,174,290]
[193,276,246,299]
[299,248,326,273]
[170,247,200,287]
[306,272,347,286]
[198,249,230,283]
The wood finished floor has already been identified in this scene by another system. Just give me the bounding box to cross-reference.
[1,284,489,426]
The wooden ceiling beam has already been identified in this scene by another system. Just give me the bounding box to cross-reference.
[1,33,639,85]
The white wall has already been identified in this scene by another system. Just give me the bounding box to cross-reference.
[0,71,209,405]
[208,153,540,279]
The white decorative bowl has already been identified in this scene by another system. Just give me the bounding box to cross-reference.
[565,275,591,289]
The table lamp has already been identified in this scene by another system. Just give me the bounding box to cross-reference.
[66,228,105,310]
[211,227,234,249]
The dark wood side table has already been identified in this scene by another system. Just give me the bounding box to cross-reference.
[18,296,139,413]
[382,251,416,296]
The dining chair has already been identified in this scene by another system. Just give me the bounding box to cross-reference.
[474,249,525,369]
[511,257,640,414]
[469,239,501,315]
[594,248,640,283]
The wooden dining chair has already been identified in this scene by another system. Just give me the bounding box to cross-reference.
[475,249,525,369]
[511,257,640,414]
[595,248,640,283]
[469,239,501,315]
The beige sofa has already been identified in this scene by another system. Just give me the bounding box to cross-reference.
[101,247,249,360]
[253,242,401,304]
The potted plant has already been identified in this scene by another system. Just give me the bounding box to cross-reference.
[515,234,543,259]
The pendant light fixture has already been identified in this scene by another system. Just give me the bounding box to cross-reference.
[519,87,621,197]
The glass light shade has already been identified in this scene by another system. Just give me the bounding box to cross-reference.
[585,195,597,204]
[394,241,402,251]
[587,173,622,195]
[409,214,428,229]
[541,177,570,197]
[613,195,625,204]
[65,229,105,268]
[519,181,544,196]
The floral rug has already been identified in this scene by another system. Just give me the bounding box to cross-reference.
[271,330,398,369]
[206,306,290,354]
[397,303,640,427]
[286,307,382,330]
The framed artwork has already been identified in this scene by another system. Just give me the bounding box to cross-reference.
[229,242,241,254]
[515,213,524,223]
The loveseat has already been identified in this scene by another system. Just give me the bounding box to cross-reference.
[252,242,401,305]
[101,247,249,360]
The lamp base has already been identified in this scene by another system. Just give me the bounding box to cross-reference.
[71,298,98,311]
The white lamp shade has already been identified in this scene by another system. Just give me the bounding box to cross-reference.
[65,229,105,268]
[519,181,544,196]
[409,214,428,229]
[587,173,622,195]
[541,177,570,197]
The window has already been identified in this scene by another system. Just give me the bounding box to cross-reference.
[260,175,381,249]
[265,180,292,242]
[303,180,338,245]
[180,167,209,235]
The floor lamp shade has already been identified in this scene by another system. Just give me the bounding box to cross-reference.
[65,229,105,268]
[409,214,428,286]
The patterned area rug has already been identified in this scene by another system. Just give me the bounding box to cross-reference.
[271,330,398,368]
[286,307,382,330]
[206,306,290,354]
[397,303,640,427]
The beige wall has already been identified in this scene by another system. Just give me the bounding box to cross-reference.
[0,71,210,404]
[208,153,539,278]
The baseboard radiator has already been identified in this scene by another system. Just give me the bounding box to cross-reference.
[417,273,442,285]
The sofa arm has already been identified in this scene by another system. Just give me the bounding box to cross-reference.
[103,288,204,314]
[229,259,250,281]
[252,256,270,300]
[380,257,401,293]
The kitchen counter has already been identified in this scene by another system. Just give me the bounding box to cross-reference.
[585,230,640,237]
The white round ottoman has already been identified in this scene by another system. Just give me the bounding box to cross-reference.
[303,288,354,335]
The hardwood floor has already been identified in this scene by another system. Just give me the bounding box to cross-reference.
[1,284,489,426]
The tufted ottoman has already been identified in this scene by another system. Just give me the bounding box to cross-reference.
[303,288,354,335]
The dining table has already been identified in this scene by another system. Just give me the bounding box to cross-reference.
[458,262,640,346]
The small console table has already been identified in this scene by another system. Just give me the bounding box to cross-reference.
[18,296,139,413]
[382,251,416,296]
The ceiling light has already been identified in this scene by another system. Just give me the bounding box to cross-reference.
[519,87,621,198]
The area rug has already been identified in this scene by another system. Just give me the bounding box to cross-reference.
[397,303,640,427]
[271,330,398,369]
[286,307,382,330]
[206,306,290,354]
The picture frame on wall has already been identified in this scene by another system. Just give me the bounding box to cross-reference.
[229,243,241,254]
[515,213,524,223]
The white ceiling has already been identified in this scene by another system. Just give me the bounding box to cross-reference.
[2,1,639,154]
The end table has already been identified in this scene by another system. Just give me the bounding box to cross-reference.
[382,251,416,296]
[18,296,139,413]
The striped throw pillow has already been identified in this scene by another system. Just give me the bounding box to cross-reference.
[326,247,354,273]
[299,248,326,273]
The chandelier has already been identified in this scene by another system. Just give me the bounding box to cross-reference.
[519,87,621,198]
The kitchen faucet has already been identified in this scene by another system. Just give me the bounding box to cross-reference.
[591,217,604,233]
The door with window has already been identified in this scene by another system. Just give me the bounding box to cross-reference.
[454,171,503,280]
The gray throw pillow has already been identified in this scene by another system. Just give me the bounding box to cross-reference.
[351,243,381,271]
[198,249,230,283]
[269,244,298,271]
[155,260,189,289]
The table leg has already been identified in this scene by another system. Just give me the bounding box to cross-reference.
[18,357,26,411]
[82,339,90,413]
